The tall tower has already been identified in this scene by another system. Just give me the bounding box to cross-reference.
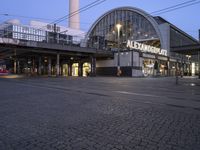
[69,0,80,30]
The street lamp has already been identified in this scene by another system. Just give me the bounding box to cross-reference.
[116,23,122,76]
[198,51,200,79]
[186,55,191,76]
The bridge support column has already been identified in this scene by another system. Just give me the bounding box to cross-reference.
[14,59,17,74]
[60,63,63,76]
[56,53,60,77]
[198,50,200,79]
[38,57,42,75]
[32,57,36,75]
[48,57,52,77]
[68,63,72,76]
[78,62,83,77]
[167,59,170,76]
[90,56,96,77]
[17,60,20,74]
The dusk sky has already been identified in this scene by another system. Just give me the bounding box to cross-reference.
[1,0,200,39]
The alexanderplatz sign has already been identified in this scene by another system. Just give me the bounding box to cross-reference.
[127,40,168,56]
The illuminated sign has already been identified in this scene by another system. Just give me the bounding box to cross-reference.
[127,40,167,56]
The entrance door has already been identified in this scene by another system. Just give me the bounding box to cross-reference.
[143,59,154,76]
[62,64,68,76]
[72,63,79,76]
[83,62,91,77]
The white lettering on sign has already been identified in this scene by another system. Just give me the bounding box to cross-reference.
[127,40,167,56]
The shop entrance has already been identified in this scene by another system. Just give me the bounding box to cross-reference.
[62,64,68,76]
[143,59,154,76]
[72,63,79,76]
[159,61,168,76]
[83,62,91,77]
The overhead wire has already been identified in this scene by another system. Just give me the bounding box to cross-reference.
[71,0,200,37]
[0,0,199,39]
[74,0,200,41]
[0,0,107,41]
[150,0,200,15]
[150,0,197,14]
[0,0,105,25]
[33,0,107,32]
[0,0,198,27]
[47,0,106,25]
[0,13,92,25]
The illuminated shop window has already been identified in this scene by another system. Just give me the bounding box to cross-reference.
[72,63,79,76]
[83,63,91,77]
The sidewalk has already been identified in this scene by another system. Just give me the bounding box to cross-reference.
[0,74,25,79]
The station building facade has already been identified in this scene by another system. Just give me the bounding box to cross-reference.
[85,7,199,77]
[0,7,199,77]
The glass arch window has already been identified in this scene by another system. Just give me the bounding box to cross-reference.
[87,8,161,50]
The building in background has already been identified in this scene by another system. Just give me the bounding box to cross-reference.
[0,19,89,76]
[0,19,85,45]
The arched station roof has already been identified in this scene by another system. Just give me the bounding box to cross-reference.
[85,7,164,49]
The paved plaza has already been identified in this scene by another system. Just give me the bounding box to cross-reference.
[0,76,200,150]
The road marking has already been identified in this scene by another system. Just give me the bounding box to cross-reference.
[114,91,162,98]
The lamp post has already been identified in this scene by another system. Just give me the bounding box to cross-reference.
[198,29,200,78]
[116,23,122,76]
[186,55,191,76]
[198,50,200,79]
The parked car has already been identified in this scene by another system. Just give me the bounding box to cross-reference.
[0,69,9,75]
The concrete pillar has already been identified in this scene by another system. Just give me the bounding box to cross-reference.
[78,62,83,77]
[90,56,96,77]
[175,60,179,84]
[56,53,60,77]
[154,55,158,76]
[13,49,17,74]
[32,58,35,75]
[60,64,63,76]
[68,63,72,76]
[25,58,28,76]
[167,59,170,76]
[48,57,52,77]
[198,51,200,79]
[14,59,17,74]
[188,62,191,76]
[38,57,42,75]
[131,51,134,67]
[17,60,20,74]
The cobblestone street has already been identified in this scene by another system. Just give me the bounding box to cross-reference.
[0,77,200,150]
